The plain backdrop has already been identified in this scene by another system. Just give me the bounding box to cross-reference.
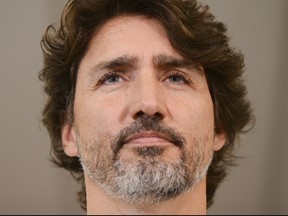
[0,0,287,214]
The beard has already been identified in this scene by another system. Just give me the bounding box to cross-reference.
[75,115,214,205]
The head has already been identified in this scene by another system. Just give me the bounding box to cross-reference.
[39,0,253,211]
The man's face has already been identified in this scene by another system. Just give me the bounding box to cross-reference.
[62,16,225,204]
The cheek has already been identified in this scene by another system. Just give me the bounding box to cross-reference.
[168,95,214,137]
[74,93,123,139]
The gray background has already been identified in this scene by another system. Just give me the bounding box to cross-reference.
[0,0,287,214]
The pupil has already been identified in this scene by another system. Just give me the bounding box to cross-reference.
[109,76,118,82]
[170,76,180,82]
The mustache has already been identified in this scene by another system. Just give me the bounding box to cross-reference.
[112,115,185,154]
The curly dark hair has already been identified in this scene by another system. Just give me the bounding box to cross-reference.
[39,0,253,211]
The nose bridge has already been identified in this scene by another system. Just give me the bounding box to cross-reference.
[130,69,167,118]
[140,71,161,101]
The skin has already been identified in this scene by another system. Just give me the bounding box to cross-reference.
[61,16,225,215]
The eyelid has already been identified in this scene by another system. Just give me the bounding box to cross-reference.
[95,71,126,88]
[165,70,192,84]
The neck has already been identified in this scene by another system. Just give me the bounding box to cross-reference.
[85,176,207,215]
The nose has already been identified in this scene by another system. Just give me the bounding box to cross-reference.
[129,74,168,120]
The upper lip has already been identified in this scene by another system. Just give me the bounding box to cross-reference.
[124,131,171,144]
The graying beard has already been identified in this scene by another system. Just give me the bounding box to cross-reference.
[77,130,213,205]
[135,146,165,157]
[111,155,190,205]
[80,147,190,204]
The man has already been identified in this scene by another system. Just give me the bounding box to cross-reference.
[39,0,252,214]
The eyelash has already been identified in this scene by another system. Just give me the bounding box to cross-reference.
[165,70,191,84]
[95,70,192,88]
[95,71,125,88]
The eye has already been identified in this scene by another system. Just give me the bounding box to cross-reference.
[168,75,184,83]
[104,75,121,84]
[165,71,190,84]
[100,72,125,85]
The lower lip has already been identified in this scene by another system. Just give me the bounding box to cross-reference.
[125,137,171,147]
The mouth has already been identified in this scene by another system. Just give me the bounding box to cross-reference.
[123,131,173,148]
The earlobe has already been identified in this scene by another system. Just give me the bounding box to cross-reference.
[61,123,78,157]
[213,132,226,151]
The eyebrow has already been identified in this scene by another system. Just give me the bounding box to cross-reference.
[88,53,198,78]
[152,54,196,70]
[89,54,139,77]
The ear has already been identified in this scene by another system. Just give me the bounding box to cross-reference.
[61,123,78,157]
[213,131,226,151]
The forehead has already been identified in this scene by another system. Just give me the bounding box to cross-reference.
[92,15,168,43]
[84,15,179,60]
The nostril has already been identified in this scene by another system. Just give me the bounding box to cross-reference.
[134,111,145,119]
[153,112,163,120]
[134,111,163,121]
[130,91,168,121]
